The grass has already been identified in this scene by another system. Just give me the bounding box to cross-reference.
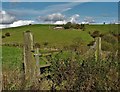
[2,24,118,48]
[2,46,53,69]
[85,24,118,34]
[2,46,22,70]
[1,24,119,69]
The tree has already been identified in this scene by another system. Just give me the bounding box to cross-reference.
[64,22,72,29]
[80,24,85,30]
[73,24,80,29]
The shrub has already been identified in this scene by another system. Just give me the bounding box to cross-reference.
[91,31,100,38]
[80,24,85,30]
[50,51,119,90]
[5,32,11,37]
[101,41,113,51]
[64,22,72,29]
[34,43,40,48]
[72,24,80,29]
[43,41,49,47]
[87,41,95,46]
[102,34,118,45]
[2,35,6,38]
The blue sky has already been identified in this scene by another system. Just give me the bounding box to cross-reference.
[1,2,118,25]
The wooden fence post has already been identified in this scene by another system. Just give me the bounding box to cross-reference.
[34,48,41,78]
[95,37,101,62]
[23,31,37,87]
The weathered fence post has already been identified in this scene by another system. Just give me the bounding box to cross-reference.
[95,37,101,62]
[23,31,37,88]
[34,48,41,78]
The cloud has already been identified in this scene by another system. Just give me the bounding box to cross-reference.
[0,10,16,24]
[38,13,80,24]
[54,20,67,25]
[39,2,81,16]
[69,14,80,23]
[7,2,80,17]
[37,13,81,24]
[38,13,65,22]
[0,20,35,29]
[8,9,40,17]
[84,16,95,23]
[9,20,35,27]
[62,8,72,12]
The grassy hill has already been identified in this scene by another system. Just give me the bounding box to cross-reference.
[1,24,118,48]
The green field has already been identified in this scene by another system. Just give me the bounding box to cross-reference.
[2,46,22,70]
[1,24,119,69]
[1,24,118,48]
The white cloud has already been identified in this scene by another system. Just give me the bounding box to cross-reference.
[41,3,80,15]
[84,16,95,23]
[9,20,35,27]
[0,10,16,24]
[0,24,9,29]
[69,14,80,23]
[7,2,80,17]
[0,20,35,29]
[38,13,65,22]
[38,13,81,24]
[8,9,41,16]
[62,8,72,12]
[54,20,67,25]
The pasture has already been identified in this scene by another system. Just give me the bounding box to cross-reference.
[1,24,118,48]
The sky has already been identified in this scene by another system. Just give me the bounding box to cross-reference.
[0,1,119,28]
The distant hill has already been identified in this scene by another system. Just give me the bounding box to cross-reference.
[1,24,119,48]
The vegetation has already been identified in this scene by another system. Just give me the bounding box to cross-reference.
[5,32,11,37]
[63,22,85,30]
[49,51,118,90]
[2,24,94,48]
[2,46,119,90]
[1,24,119,90]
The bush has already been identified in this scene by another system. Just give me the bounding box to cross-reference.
[64,22,72,29]
[72,24,80,29]
[43,41,49,47]
[80,24,85,30]
[91,31,100,38]
[34,43,41,48]
[50,51,119,90]
[87,41,95,46]
[5,32,11,37]
[2,35,6,38]
[102,34,118,45]
[101,41,113,51]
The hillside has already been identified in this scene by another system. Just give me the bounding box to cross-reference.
[1,24,119,48]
